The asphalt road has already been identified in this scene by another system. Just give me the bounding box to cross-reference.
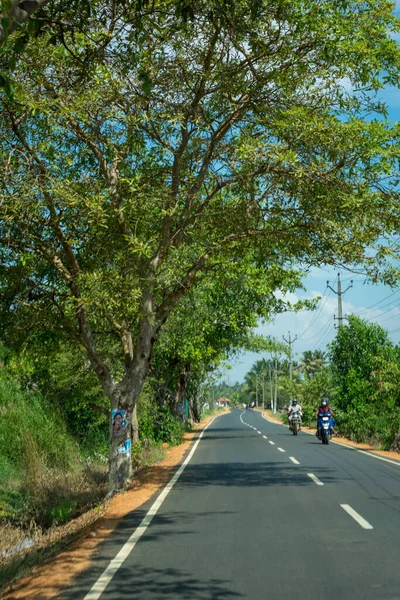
[63,409,400,600]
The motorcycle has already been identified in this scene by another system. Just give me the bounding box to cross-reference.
[289,412,302,436]
[317,411,334,444]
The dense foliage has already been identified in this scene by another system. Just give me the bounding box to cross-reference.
[224,317,400,449]
[1,0,400,491]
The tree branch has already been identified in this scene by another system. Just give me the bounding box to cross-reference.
[0,0,49,45]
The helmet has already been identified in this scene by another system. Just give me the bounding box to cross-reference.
[292,399,297,406]
[321,398,328,407]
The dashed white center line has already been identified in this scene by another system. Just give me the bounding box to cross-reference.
[262,435,268,440]
[307,473,324,486]
[277,447,285,453]
[289,457,300,465]
[340,504,373,530]
[269,441,275,445]
[257,430,262,434]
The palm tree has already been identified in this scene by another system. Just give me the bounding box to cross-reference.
[298,350,326,378]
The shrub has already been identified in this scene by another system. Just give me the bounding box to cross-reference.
[0,380,80,478]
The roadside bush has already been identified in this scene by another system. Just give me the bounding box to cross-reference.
[0,379,108,528]
[0,379,80,478]
[131,440,166,472]
[335,404,400,449]
[138,386,185,445]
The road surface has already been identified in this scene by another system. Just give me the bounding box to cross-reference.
[62,409,400,600]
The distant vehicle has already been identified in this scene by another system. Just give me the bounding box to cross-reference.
[317,411,334,444]
[289,412,302,436]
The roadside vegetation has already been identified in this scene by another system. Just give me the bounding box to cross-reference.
[222,316,400,450]
[1,0,400,589]
[0,331,226,585]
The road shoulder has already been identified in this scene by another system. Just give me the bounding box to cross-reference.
[0,411,225,600]
[260,408,400,463]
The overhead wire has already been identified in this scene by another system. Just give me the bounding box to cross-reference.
[297,286,331,340]
[312,321,336,351]
[352,289,400,316]
[309,312,336,349]
[388,325,400,334]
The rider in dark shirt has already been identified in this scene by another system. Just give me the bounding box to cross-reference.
[315,398,335,436]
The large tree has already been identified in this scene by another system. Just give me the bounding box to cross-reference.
[1,0,400,491]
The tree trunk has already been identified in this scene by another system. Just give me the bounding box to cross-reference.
[171,363,190,416]
[108,399,133,495]
[107,304,158,494]
[391,431,400,453]
[190,393,201,423]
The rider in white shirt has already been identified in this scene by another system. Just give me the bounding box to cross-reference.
[287,399,303,429]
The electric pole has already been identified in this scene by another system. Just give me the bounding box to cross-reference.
[269,362,273,411]
[282,331,297,400]
[260,374,265,409]
[327,273,353,328]
[274,355,278,413]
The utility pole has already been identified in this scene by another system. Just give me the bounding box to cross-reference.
[269,362,273,411]
[327,273,353,328]
[282,331,297,400]
[274,355,278,413]
[260,374,265,409]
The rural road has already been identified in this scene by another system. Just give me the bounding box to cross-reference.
[62,409,400,600]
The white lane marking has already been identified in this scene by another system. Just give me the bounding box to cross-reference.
[340,504,373,530]
[239,411,248,427]
[257,430,262,434]
[277,447,285,453]
[83,417,217,600]
[289,457,300,464]
[356,451,400,467]
[269,441,275,445]
[259,411,400,468]
[263,435,268,440]
[307,473,324,486]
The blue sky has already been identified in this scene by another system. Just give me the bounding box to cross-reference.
[223,7,400,383]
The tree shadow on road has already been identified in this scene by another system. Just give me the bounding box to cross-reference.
[174,461,339,489]
[61,564,243,599]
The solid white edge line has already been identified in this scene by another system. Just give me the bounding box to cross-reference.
[269,441,275,445]
[340,504,373,530]
[355,450,400,467]
[83,416,218,600]
[277,447,285,453]
[260,413,400,468]
[307,473,324,486]
[289,457,300,465]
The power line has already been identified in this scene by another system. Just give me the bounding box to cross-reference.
[352,289,400,316]
[313,324,336,351]
[369,308,400,325]
[311,315,336,350]
[302,308,336,342]
[297,287,331,340]
[366,303,400,322]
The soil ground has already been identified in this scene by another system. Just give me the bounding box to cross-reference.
[0,411,224,600]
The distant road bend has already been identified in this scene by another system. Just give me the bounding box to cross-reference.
[63,409,400,600]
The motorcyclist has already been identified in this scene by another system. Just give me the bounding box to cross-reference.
[315,397,335,437]
[287,399,303,430]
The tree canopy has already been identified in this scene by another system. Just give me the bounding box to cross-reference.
[1,0,400,490]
